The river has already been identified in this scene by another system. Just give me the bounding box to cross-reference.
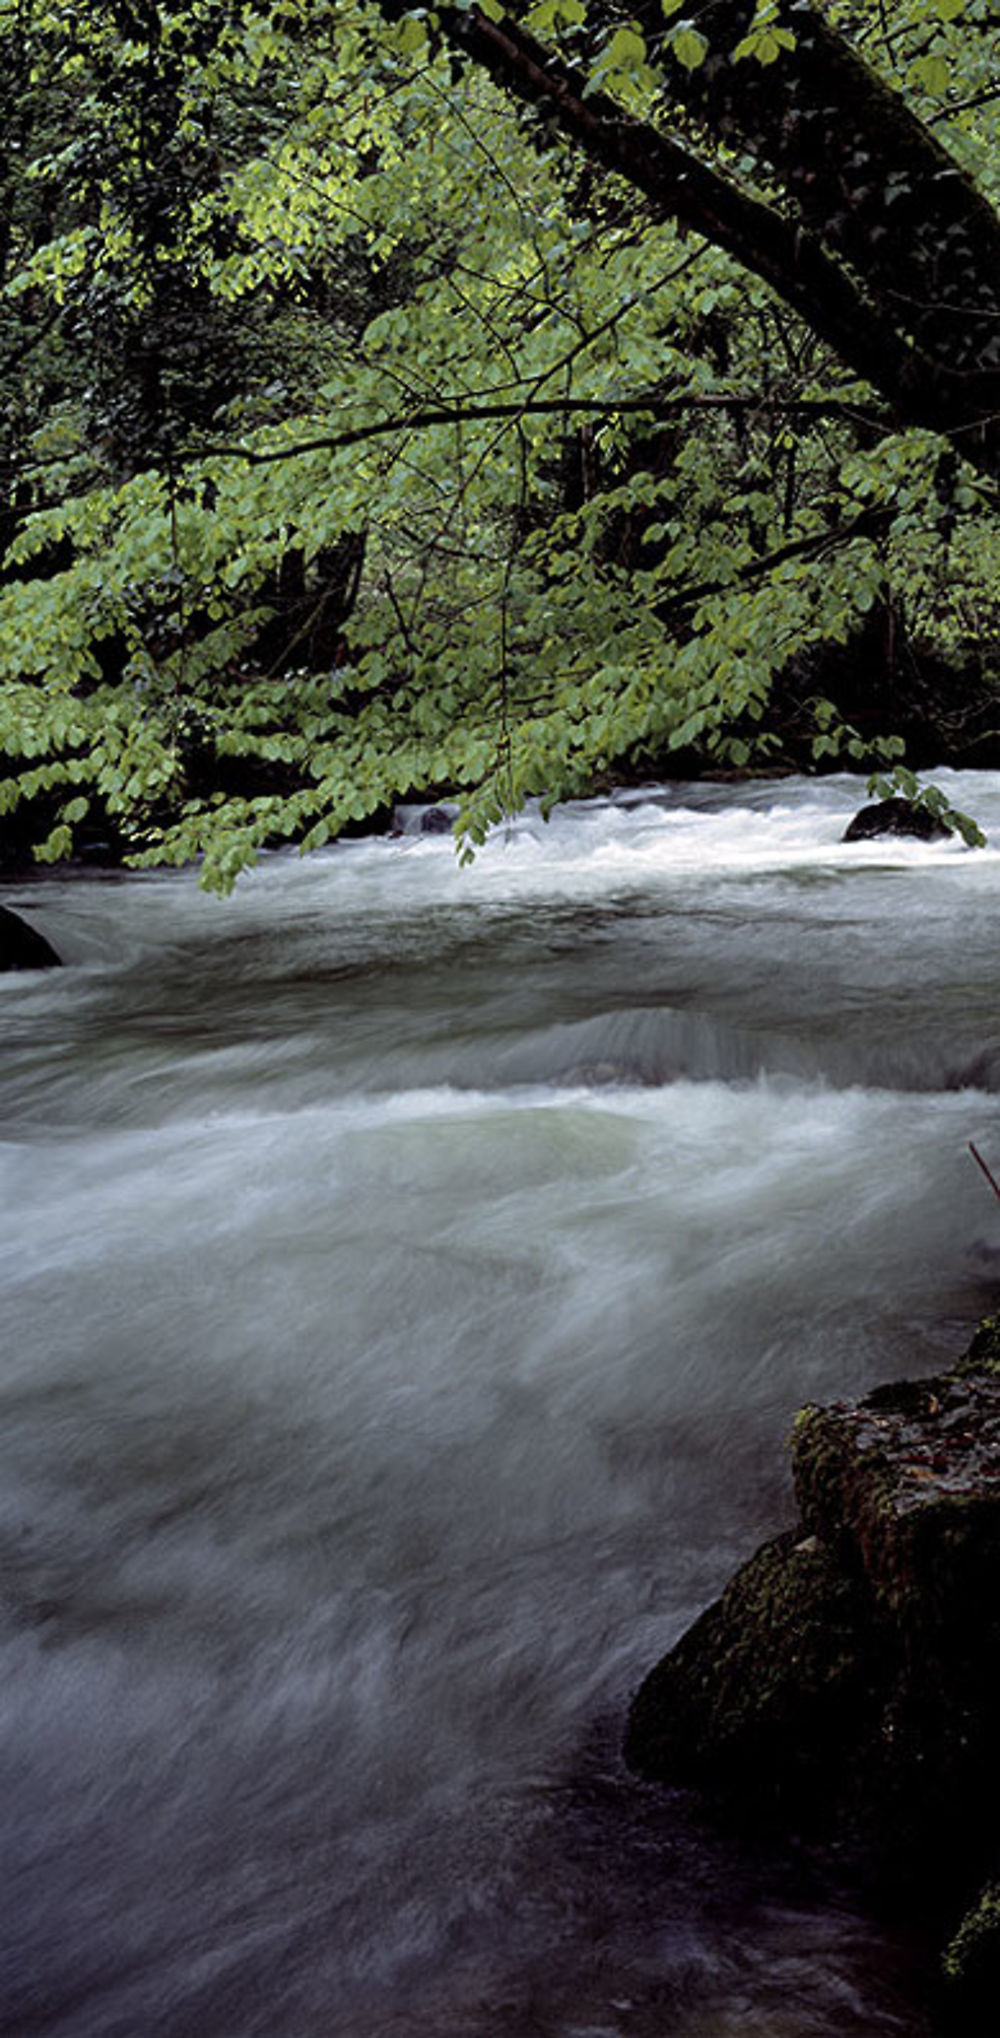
[3,771,1000,2037]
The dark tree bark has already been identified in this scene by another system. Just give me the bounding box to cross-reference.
[639,2,1000,426]
[409,1,1000,477]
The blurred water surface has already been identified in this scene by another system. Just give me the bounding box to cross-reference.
[4,772,1000,2036]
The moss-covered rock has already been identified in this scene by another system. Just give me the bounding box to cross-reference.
[792,1371,1000,1652]
[625,1323,1000,2020]
[955,1314,1000,1377]
[792,1369,1000,1877]
[623,1530,879,1815]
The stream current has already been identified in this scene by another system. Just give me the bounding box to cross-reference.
[4,771,1000,2037]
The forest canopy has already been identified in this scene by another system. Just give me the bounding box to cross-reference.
[1,0,998,886]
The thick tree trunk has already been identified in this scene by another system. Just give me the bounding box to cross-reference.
[424,3,1000,477]
[638,1,1000,438]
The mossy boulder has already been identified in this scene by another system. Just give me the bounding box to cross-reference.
[626,1325,1000,2018]
[790,1370,1000,1876]
[792,1371,1000,1654]
[623,1530,880,1817]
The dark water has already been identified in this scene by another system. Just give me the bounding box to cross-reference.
[3,773,1000,2036]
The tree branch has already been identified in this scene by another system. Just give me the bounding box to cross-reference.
[390,3,1000,473]
[658,504,894,623]
[193,389,887,466]
[421,9,930,418]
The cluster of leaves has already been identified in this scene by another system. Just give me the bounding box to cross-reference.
[0,0,998,885]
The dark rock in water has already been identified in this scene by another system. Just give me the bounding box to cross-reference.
[0,903,61,971]
[420,807,454,835]
[842,795,950,843]
[624,1529,879,1818]
[625,1315,1000,2019]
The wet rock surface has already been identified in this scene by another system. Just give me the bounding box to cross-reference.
[0,903,61,971]
[842,796,951,843]
[420,806,455,835]
[623,1528,880,1813]
[626,1317,1000,2028]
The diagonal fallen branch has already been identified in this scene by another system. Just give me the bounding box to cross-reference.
[968,1141,1000,1203]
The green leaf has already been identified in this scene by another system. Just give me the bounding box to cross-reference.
[605,26,647,67]
[953,811,986,848]
[909,52,950,95]
[34,824,72,863]
[734,24,794,63]
[672,24,709,68]
[395,14,430,51]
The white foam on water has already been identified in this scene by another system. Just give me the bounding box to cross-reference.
[3,773,998,2034]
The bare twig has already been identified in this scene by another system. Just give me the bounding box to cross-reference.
[969,1141,1000,1203]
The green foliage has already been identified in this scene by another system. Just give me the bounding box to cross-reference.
[0,0,997,885]
[733,3,797,66]
[866,766,987,846]
[943,1879,1000,1985]
[671,26,709,70]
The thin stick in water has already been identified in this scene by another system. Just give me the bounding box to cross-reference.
[968,1141,1000,1203]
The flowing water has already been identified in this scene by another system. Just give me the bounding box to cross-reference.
[4,772,1000,2038]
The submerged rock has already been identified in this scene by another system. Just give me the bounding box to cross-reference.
[0,903,61,971]
[842,795,950,843]
[626,1316,1000,2018]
